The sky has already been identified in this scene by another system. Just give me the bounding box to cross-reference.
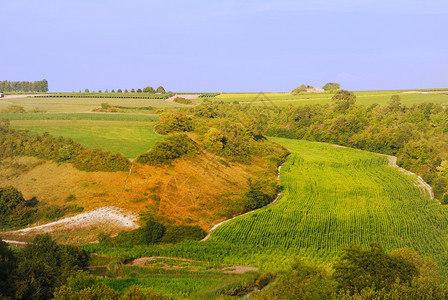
[1,0,447,92]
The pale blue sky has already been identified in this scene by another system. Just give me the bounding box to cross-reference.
[1,0,447,92]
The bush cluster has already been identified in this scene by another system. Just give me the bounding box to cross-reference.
[136,133,199,166]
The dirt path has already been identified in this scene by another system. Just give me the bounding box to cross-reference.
[4,206,139,236]
[201,164,284,241]
[383,155,435,200]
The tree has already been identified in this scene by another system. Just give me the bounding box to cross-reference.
[332,90,356,112]
[140,217,165,244]
[388,95,403,112]
[143,86,155,93]
[117,89,122,93]
[84,89,89,93]
[156,86,166,93]
[333,243,418,293]
[323,82,341,91]
[98,90,102,93]
[136,88,142,93]
[111,89,115,93]
[292,84,307,95]
[124,89,129,93]
[131,88,135,93]
[0,238,17,298]
[41,79,49,92]
[104,89,109,93]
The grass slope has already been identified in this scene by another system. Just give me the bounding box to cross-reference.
[209,138,448,269]
[10,120,162,158]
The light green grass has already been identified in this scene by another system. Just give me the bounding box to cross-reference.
[209,138,448,270]
[101,266,257,299]
[11,120,163,158]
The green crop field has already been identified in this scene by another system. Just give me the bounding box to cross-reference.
[208,137,448,270]
[211,90,448,107]
[11,120,163,158]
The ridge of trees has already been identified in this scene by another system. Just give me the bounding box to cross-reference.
[0,79,49,93]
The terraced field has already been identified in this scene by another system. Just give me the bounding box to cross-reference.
[208,138,448,267]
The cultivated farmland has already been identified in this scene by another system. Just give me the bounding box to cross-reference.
[208,138,448,270]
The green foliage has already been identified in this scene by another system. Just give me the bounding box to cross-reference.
[292,84,307,95]
[93,103,124,113]
[243,178,278,211]
[333,243,418,293]
[136,134,199,166]
[252,259,335,300]
[323,82,341,91]
[332,90,356,111]
[0,79,48,92]
[0,104,26,113]
[13,234,87,300]
[0,186,36,227]
[143,86,156,93]
[155,112,193,134]
[53,271,120,300]
[156,86,166,94]
[202,128,225,153]
[198,93,220,98]
[34,92,174,100]
[0,237,17,298]
[173,97,193,105]
[161,225,206,243]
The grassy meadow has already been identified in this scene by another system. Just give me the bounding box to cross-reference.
[10,120,162,158]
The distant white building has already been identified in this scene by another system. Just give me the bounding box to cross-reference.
[306,88,325,93]
[0,92,4,98]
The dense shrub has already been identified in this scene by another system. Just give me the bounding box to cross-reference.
[161,225,206,243]
[0,186,36,227]
[136,134,199,166]
[155,112,193,134]
[173,97,193,105]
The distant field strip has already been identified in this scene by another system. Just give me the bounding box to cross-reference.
[0,113,159,121]
[208,138,448,265]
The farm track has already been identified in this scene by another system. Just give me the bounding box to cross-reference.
[201,164,284,241]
